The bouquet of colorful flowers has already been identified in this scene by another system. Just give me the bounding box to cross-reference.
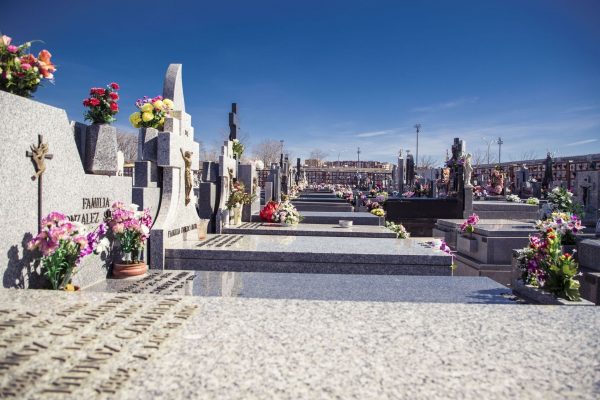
[460,213,480,235]
[473,186,488,200]
[273,201,302,225]
[259,201,279,222]
[505,194,521,203]
[105,202,153,263]
[385,221,410,239]
[371,208,384,217]
[83,83,120,124]
[260,200,302,224]
[225,181,254,209]
[28,212,109,290]
[546,186,583,216]
[515,228,581,301]
[232,139,244,159]
[0,34,56,97]
[129,95,174,129]
[535,212,581,245]
[526,197,540,205]
[436,239,457,271]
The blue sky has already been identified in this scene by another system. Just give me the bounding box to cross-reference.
[2,0,600,164]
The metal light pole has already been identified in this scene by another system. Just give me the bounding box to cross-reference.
[414,124,421,168]
[497,137,504,164]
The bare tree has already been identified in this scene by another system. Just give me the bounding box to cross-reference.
[116,129,137,163]
[253,139,282,167]
[309,149,329,166]
[519,150,538,161]
[417,155,439,169]
[198,141,219,162]
[471,147,497,166]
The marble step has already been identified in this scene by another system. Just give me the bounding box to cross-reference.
[164,235,452,275]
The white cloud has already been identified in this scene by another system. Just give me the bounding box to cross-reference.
[566,138,598,146]
[411,96,479,113]
[354,129,394,138]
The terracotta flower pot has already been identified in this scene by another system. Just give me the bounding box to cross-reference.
[113,262,147,278]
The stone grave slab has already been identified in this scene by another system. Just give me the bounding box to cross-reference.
[0,289,198,398]
[433,219,534,249]
[2,289,598,398]
[149,64,201,270]
[252,211,383,226]
[86,270,515,304]
[291,201,354,212]
[0,90,132,289]
[86,271,515,304]
[472,201,539,220]
[164,235,453,275]
[223,222,397,238]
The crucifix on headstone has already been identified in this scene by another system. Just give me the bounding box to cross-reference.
[228,103,239,142]
[26,134,53,229]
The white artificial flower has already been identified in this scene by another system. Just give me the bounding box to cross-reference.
[95,237,110,254]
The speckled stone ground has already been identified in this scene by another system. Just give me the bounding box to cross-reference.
[1,290,598,399]
[119,297,600,399]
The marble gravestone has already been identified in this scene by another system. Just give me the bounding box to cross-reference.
[267,165,282,202]
[149,64,200,270]
[397,149,405,193]
[0,90,132,289]
[215,140,237,233]
[198,161,221,233]
[238,163,260,222]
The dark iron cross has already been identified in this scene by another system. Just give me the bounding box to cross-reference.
[26,134,54,229]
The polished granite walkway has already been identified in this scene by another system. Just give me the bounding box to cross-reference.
[86,270,516,304]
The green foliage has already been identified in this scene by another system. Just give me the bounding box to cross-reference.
[42,240,79,290]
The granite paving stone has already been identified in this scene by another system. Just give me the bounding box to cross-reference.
[86,271,516,304]
[223,222,397,238]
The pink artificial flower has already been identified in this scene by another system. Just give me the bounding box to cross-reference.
[109,92,119,100]
[20,63,31,70]
[7,45,18,53]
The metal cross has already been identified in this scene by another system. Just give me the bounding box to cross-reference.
[26,134,53,229]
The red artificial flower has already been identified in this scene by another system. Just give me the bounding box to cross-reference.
[95,88,106,96]
[110,102,119,111]
[110,82,119,90]
[83,99,90,107]
[259,201,279,222]
[109,92,119,100]
[89,98,100,106]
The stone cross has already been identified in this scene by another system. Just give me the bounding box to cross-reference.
[228,103,239,141]
[26,134,53,229]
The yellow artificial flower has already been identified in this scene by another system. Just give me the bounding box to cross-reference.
[153,100,164,109]
[129,112,141,125]
[159,117,165,126]
[142,112,154,122]
[141,103,153,112]
[163,98,174,109]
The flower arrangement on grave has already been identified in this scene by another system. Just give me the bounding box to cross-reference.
[546,186,583,216]
[385,221,410,239]
[254,159,265,170]
[260,201,279,222]
[129,95,174,129]
[225,181,254,210]
[288,185,300,199]
[505,194,521,203]
[260,200,302,225]
[232,139,244,159]
[105,202,152,264]
[437,239,457,272]
[515,228,581,301]
[473,186,488,200]
[27,212,109,290]
[83,82,120,124]
[368,188,377,197]
[0,34,56,98]
[460,213,480,236]
[526,197,540,205]
[371,208,384,217]
[535,212,581,245]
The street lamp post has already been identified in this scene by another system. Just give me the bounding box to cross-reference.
[414,124,421,168]
[497,137,504,164]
